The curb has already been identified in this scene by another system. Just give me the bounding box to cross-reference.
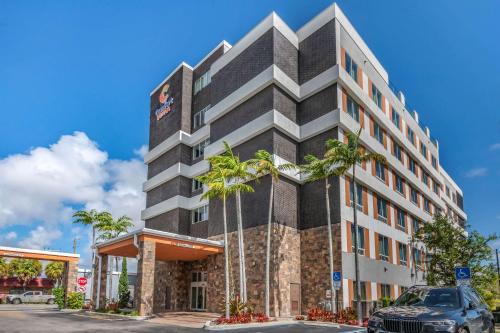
[204,320,297,331]
[302,321,341,328]
[59,309,84,313]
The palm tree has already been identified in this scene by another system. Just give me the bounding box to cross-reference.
[9,259,42,290]
[299,154,339,316]
[197,164,235,319]
[97,215,134,302]
[45,261,65,287]
[211,142,255,303]
[325,129,386,324]
[72,209,112,300]
[250,149,296,317]
[0,258,9,279]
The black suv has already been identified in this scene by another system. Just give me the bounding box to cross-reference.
[367,285,494,333]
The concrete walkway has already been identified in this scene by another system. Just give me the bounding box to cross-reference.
[150,311,220,328]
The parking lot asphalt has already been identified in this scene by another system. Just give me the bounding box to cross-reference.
[0,304,367,333]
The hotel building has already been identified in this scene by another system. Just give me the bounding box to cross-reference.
[94,3,467,317]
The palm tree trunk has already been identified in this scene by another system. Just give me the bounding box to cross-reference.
[325,178,336,315]
[235,189,247,302]
[223,195,230,319]
[352,165,363,325]
[108,256,113,302]
[265,178,274,317]
[90,226,96,303]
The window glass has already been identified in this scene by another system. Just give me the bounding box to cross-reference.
[349,181,363,211]
[194,70,211,94]
[395,288,460,308]
[345,52,358,82]
[395,174,404,194]
[377,197,388,222]
[351,225,365,255]
[372,84,382,109]
[397,208,406,230]
[424,198,431,213]
[394,142,402,162]
[193,138,210,159]
[193,105,210,129]
[399,243,407,265]
[420,144,427,158]
[374,123,384,145]
[407,127,415,144]
[391,108,400,129]
[410,187,418,204]
[422,172,429,186]
[192,179,203,191]
[381,284,391,298]
[431,156,437,169]
[378,235,389,261]
[376,161,386,181]
[191,205,209,223]
[347,96,360,123]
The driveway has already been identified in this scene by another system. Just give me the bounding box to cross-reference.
[0,305,366,333]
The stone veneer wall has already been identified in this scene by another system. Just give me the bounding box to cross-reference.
[300,223,343,311]
[207,223,301,317]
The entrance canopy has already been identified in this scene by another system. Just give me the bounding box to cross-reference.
[96,228,224,261]
[0,246,79,262]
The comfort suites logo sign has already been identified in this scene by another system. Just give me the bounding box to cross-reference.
[155,83,174,121]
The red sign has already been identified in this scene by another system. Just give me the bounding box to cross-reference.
[77,277,87,286]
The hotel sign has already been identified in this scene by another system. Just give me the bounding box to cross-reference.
[155,83,174,121]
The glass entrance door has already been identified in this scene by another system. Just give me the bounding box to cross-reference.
[190,286,207,311]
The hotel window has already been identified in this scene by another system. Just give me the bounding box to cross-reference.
[192,271,207,282]
[352,281,367,300]
[391,108,400,129]
[377,197,388,223]
[412,217,420,235]
[395,174,404,195]
[351,225,365,255]
[412,247,421,268]
[192,139,210,159]
[345,52,358,82]
[193,105,210,129]
[374,122,384,145]
[349,182,363,211]
[424,197,431,213]
[397,208,406,231]
[375,161,386,182]
[400,286,409,294]
[378,235,389,261]
[410,187,418,205]
[446,186,450,198]
[409,158,417,175]
[433,181,439,194]
[371,84,382,109]
[398,243,407,266]
[346,96,360,123]
[431,155,437,169]
[393,142,403,162]
[192,178,203,191]
[380,283,391,298]
[191,205,209,224]
[420,143,427,158]
[407,127,415,145]
[422,172,429,186]
[194,70,211,95]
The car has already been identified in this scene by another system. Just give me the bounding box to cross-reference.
[367,285,495,333]
[6,291,55,305]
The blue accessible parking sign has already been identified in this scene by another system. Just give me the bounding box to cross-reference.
[455,267,471,285]
[332,271,342,290]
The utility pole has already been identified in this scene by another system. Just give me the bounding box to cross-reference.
[73,237,80,254]
[496,248,499,290]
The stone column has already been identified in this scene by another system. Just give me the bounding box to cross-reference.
[135,239,156,316]
[92,254,108,309]
[63,260,78,307]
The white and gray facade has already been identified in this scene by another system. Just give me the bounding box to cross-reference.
[140,3,466,316]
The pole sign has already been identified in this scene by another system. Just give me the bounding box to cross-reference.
[332,271,342,290]
[78,277,88,286]
[455,267,471,286]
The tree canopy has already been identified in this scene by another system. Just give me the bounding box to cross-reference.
[9,259,43,288]
[0,258,9,278]
[413,214,498,308]
[45,261,65,286]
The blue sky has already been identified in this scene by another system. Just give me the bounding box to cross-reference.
[0,0,498,263]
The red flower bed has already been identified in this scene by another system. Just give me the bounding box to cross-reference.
[307,308,335,322]
[214,312,269,325]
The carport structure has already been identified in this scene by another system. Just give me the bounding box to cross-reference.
[94,228,224,316]
[0,246,79,303]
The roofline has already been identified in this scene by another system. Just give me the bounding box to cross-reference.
[0,246,80,258]
[193,40,232,70]
[94,227,224,249]
[149,62,193,96]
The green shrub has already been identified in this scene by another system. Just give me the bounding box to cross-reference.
[67,292,84,309]
[53,287,65,309]
[379,297,392,308]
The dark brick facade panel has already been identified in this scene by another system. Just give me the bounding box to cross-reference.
[298,84,338,125]
[146,176,192,208]
[231,129,274,161]
[189,220,209,239]
[147,144,192,179]
[210,86,274,142]
[299,20,336,84]
[298,128,341,229]
[273,86,297,122]
[193,45,225,81]
[150,67,192,149]
[273,29,298,83]
[273,177,299,229]
[145,208,190,235]
[273,130,298,164]
[211,29,274,104]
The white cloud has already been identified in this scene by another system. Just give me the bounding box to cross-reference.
[18,226,63,250]
[490,143,500,150]
[0,131,146,258]
[464,167,487,178]
[133,145,148,159]
[5,231,17,240]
